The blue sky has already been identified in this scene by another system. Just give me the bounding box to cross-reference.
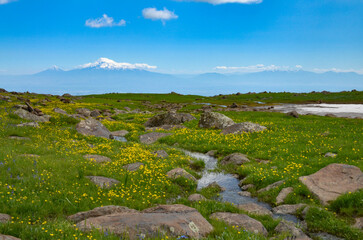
[0,0,362,74]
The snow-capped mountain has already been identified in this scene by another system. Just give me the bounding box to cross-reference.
[77,58,157,71]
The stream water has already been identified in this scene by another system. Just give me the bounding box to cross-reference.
[184,150,299,223]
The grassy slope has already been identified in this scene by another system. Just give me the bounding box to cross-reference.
[0,91,362,240]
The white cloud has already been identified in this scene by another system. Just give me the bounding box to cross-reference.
[0,0,16,5]
[78,58,157,70]
[85,14,126,28]
[182,0,262,5]
[312,68,363,75]
[215,64,302,73]
[142,7,178,24]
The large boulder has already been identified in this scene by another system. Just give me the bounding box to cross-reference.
[272,204,307,215]
[299,164,363,205]
[276,187,294,205]
[14,108,50,122]
[210,212,268,236]
[221,122,267,135]
[123,162,144,172]
[83,155,111,163]
[198,112,235,129]
[76,118,112,138]
[73,204,213,239]
[0,213,11,223]
[145,112,195,127]
[221,153,250,166]
[76,108,91,118]
[139,132,172,144]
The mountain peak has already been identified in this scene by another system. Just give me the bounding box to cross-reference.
[78,57,157,71]
[47,65,63,71]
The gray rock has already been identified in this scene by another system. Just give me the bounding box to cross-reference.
[145,112,195,127]
[299,164,363,205]
[206,150,217,157]
[0,235,21,240]
[257,180,285,193]
[238,191,252,197]
[90,110,101,118]
[154,150,168,158]
[76,108,91,117]
[238,203,272,216]
[14,108,50,122]
[16,122,39,128]
[324,152,337,158]
[353,217,363,229]
[275,221,311,240]
[206,182,225,192]
[198,112,235,129]
[167,168,197,182]
[210,212,268,236]
[76,118,112,138]
[188,194,206,202]
[0,213,11,223]
[276,187,294,205]
[86,176,120,189]
[83,154,111,163]
[139,132,172,144]
[111,130,129,137]
[221,122,267,135]
[241,184,255,191]
[53,108,69,115]
[123,162,144,172]
[221,153,250,166]
[272,204,307,215]
[310,232,344,240]
[287,111,299,118]
[75,204,213,239]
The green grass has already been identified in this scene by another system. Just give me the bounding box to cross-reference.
[0,91,362,239]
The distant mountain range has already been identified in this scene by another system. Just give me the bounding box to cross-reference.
[1,58,362,95]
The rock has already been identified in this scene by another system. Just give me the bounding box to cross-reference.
[111,130,129,137]
[139,132,172,144]
[238,191,252,197]
[275,221,311,240]
[0,95,10,101]
[229,102,238,108]
[221,122,267,135]
[76,108,91,118]
[154,150,168,158]
[16,122,39,128]
[276,187,294,205]
[221,153,250,166]
[75,204,213,239]
[68,205,138,223]
[123,162,144,172]
[206,150,217,157]
[272,204,307,215]
[76,118,112,138]
[257,180,285,193]
[86,176,120,189]
[353,217,363,229]
[241,184,255,191]
[62,93,72,97]
[83,155,111,163]
[324,152,337,158]
[145,112,195,127]
[287,111,299,118]
[198,112,235,129]
[0,88,7,93]
[90,110,101,118]
[299,164,363,205]
[188,194,206,202]
[0,213,11,223]
[310,232,344,240]
[206,182,225,192]
[0,235,21,240]
[146,124,186,131]
[8,136,30,141]
[210,212,268,236]
[237,203,273,216]
[167,168,197,182]
[14,108,50,122]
